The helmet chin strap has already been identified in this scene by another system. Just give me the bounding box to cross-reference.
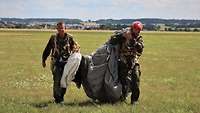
[132,33,137,38]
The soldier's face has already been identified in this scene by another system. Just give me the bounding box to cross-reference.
[131,28,140,38]
[125,28,140,49]
[57,24,65,36]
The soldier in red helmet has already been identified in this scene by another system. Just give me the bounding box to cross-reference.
[108,21,144,104]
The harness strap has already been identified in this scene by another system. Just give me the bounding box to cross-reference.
[53,34,59,56]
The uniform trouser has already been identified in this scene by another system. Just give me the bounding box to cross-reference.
[119,62,141,102]
[51,62,66,103]
[131,63,141,102]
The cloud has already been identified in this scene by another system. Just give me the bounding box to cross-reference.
[0,0,199,19]
[0,0,27,17]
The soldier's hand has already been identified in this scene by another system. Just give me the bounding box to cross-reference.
[42,62,46,68]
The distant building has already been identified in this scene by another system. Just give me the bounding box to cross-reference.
[65,24,82,29]
[80,22,100,29]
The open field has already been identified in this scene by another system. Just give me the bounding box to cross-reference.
[0,30,200,113]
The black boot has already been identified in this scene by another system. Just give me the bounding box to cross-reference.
[75,81,81,89]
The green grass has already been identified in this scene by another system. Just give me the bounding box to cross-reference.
[0,30,200,113]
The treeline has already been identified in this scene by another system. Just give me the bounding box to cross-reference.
[96,18,200,26]
[98,24,200,32]
[0,18,82,24]
[0,18,200,31]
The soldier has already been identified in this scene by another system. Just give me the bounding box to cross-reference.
[108,21,144,104]
[42,21,81,104]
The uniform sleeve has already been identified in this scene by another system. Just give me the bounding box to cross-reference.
[135,36,144,56]
[70,37,80,53]
[42,35,54,62]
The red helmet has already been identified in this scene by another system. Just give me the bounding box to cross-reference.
[131,21,143,31]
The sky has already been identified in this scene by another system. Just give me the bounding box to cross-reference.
[0,0,200,20]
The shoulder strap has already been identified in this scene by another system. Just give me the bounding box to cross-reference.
[65,33,71,53]
[53,34,59,56]
[66,33,73,38]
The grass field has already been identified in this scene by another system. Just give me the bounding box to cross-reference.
[0,30,200,113]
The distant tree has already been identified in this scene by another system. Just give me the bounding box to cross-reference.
[99,25,109,30]
[179,28,183,31]
[174,27,178,31]
[193,28,199,32]
[167,28,173,31]
[155,25,161,31]
[144,24,157,31]
[184,28,191,32]
[15,24,26,29]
